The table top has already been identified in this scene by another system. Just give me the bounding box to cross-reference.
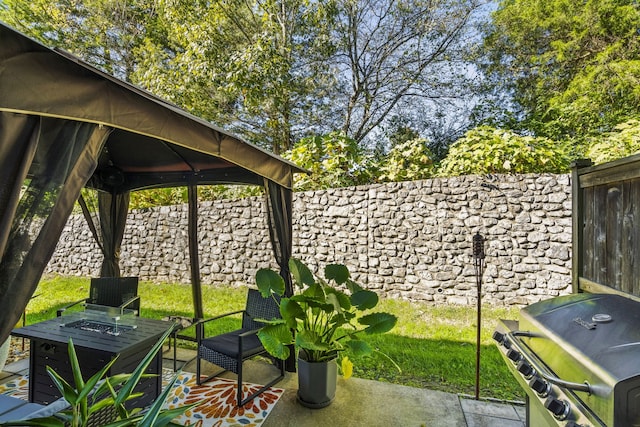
[12,312,174,354]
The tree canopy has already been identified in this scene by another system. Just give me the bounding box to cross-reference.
[482,0,640,140]
[0,0,488,154]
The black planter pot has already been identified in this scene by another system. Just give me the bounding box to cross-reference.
[296,357,338,408]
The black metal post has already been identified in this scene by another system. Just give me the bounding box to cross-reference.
[473,232,485,400]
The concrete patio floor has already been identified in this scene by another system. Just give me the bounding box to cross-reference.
[0,346,526,427]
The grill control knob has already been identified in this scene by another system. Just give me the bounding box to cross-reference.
[506,348,521,363]
[529,376,550,397]
[491,331,512,349]
[544,397,569,420]
[517,360,535,378]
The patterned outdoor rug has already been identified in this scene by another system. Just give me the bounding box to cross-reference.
[0,369,284,427]
[161,370,284,427]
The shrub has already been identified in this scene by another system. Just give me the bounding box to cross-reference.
[379,137,435,182]
[438,126,572,176]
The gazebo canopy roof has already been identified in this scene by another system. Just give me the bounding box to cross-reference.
[0,22,306,193]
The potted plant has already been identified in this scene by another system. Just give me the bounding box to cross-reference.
[255,258,398,408]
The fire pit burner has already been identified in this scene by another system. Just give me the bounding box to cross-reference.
[62,319,136,336]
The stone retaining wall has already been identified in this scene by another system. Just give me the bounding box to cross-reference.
[46,174,573,306]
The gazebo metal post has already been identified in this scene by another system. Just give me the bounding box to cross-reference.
[188,183,204,320]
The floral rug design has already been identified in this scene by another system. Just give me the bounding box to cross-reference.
[162,372,284,427]
[0,374,28,400]
[0,369,283,427]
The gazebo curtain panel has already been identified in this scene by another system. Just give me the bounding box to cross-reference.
[0,112,110,343]
[78,191,131,278]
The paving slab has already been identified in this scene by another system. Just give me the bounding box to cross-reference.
[460,398,525,427]
[265,375,467,427]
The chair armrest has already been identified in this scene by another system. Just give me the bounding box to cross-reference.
[195,310,245,341]
[194,310,245,327]
[118,296,141,315]
[56,298,89,317]
[238,328,261,338]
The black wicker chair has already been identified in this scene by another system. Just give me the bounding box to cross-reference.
[57,277,140,317]
[195,288,284,407]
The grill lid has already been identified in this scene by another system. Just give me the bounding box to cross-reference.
[520,293,640,381]
[516,293,640,426]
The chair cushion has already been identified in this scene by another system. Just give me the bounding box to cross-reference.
[200,328,265,359]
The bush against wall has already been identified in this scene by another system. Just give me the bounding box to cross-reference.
[438,126,573,176]
[46,174,572,307]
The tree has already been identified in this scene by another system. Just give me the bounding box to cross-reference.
[134,0,339,154]
[586,120,640,164]
[438,126,573,176]
[334,0,488,144]
[482,0,640,139]
[1,0,493,164]
[0,0,161,80]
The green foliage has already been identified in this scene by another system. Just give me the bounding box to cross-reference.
[255,258,398,373]
[483,0,640,139]
[379,138,435,182]
[129,188,187,210]
[586,119,640,164]
[438,126,573,176]
[284,132,376,190]
[127,185,261,210]
[0,0,162,79]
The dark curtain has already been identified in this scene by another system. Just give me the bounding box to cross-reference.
[263,179,295,371]
[263,179,293,296]
[0,112,110,343]
[78,190,130,277]
[99,191,130,277]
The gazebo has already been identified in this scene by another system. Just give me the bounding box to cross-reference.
[0,21,306,366]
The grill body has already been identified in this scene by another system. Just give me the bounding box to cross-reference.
[495,293,640,426]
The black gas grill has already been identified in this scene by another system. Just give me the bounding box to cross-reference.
[494,293,640,426]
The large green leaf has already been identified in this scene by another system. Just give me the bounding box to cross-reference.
[289,258,315,286]
[258,323,292,360]
[326,287,351,310]
[344,339,372,357]
[299,282,325,300]
[280,298,305,328]
[255,268,285,297]
[358,312,398,334]
[344,279,364,294]
[351,289,378,310]
[114,326,175,406]
[295,330,331,351]
[324,264,349,284]
[325,292,344,314]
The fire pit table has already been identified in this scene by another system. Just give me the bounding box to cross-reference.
[11,306,173,408]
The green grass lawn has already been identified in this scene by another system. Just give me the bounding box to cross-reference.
[23,275,524,402]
